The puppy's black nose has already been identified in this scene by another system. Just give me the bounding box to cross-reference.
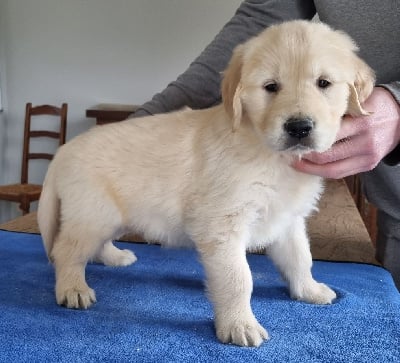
[284,117,314,139]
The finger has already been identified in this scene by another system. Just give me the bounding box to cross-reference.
[303,134,367,164]
[335,114,369,141]
[292,155,373,179]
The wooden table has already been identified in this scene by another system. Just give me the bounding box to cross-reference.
[86,103,138,125]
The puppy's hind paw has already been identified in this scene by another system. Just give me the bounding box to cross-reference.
[104,249,137,267]
[293,281,336,305]
[95,241,137,267]
[216,318,269,347]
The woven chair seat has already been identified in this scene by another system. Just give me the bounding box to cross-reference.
[0,183,42,201]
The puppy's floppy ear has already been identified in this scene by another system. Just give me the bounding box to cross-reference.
[347,57,375,116]
[221,44,244,131]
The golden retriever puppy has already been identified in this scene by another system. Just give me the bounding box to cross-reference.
[38,20,374,347]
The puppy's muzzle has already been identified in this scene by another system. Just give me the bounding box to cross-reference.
[283,117,314,139]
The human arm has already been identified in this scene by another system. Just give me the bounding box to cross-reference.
[292,85,400,178]
[134,0,316,117]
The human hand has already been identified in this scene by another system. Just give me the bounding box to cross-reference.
[292,87,400,179]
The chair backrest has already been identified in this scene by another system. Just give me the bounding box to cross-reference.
[21,103,68,184]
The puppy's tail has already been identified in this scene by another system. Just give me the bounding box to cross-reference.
[37,162,60,261]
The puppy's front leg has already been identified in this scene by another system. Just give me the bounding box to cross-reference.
[268,216,336,304]
[197,241,268,347]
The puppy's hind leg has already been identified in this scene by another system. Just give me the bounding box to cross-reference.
[268,216,336,304]
[51,225,103,309]
[94,240,137,267]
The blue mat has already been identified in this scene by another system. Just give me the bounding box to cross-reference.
[0,230,399,362]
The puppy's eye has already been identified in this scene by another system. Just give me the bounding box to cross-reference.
[263,82,279,93]
[317,79,331,89]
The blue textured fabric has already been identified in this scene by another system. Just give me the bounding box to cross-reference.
[0,230,399,362]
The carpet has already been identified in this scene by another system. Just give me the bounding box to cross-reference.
[0,230,399,362]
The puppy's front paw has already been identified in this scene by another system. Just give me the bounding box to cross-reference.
[216,317,269,347]
[56,285,96,309]
[293,281,336,305]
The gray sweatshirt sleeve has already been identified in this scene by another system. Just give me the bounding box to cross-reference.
[380,81,400,165]
[134,0,316,117]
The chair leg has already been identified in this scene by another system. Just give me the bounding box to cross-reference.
[19,196,30,215]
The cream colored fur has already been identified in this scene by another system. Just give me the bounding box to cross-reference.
[38,21,374,347]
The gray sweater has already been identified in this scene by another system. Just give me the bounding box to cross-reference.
[135,0,400,284]
[136,0,399,115]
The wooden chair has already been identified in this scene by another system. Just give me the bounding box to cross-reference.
[345,175,377,244]
[0,103,67,215]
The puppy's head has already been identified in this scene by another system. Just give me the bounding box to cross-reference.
[222,20,375,154]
